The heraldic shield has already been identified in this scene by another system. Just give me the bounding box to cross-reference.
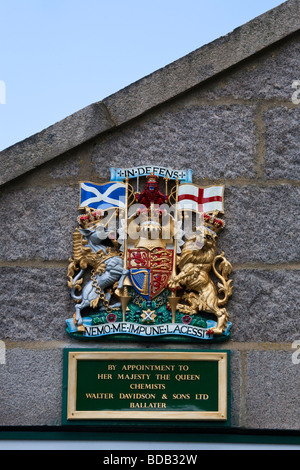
[128,247,174,300]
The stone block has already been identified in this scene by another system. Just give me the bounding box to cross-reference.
[0,348,63,426]
[220,185,300,264]
[0,267,73,341]
[201,35,300,101]
[0,346,240,427]
[264,106,300,180]
[1,1,300,189]
[228,270,300,343]
[0,102,114,186]
[227,350,242,428]
[103,1,300,125]
[92,105,257,181]
[48,155,81,180]
[245,351,300,430]
[0,184,78,261]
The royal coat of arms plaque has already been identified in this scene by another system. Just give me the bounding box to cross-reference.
[66,166,233,342]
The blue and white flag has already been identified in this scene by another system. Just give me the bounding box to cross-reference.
[79,182,126,210]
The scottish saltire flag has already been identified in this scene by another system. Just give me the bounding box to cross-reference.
[178,184,224,213]
[79,182,126,210]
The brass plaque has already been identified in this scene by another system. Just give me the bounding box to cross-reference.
[65,350,229,421]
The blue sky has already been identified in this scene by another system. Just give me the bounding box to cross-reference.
[0,0,285,151]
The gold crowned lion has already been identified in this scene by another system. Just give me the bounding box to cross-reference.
[168,213,232,335]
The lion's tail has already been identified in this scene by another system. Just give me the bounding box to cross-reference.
[213,252,233,307]
[69,269,84,301]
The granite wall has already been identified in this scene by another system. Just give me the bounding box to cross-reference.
[0,32,299,431]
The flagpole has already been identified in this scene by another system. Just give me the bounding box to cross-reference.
[124,176,129,265]
[104,208,119,230]
[168,178,180,324]
[164,176,169,196]
[120,176,131,322]
[173,177,179,276]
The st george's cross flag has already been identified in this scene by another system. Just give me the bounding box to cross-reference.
[178,184,224,213]
[79,181,126,210]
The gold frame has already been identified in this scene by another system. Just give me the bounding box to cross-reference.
[67,351,228,421]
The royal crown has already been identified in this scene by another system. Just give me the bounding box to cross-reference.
[78,208,104,229]
[146,173,159,183]
[203,212,225,234]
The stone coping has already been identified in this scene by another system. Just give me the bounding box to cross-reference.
[0,0,299,186]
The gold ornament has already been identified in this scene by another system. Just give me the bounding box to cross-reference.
[168,213,232,335]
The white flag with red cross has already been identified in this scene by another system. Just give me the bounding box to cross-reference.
[177,184,224,213]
